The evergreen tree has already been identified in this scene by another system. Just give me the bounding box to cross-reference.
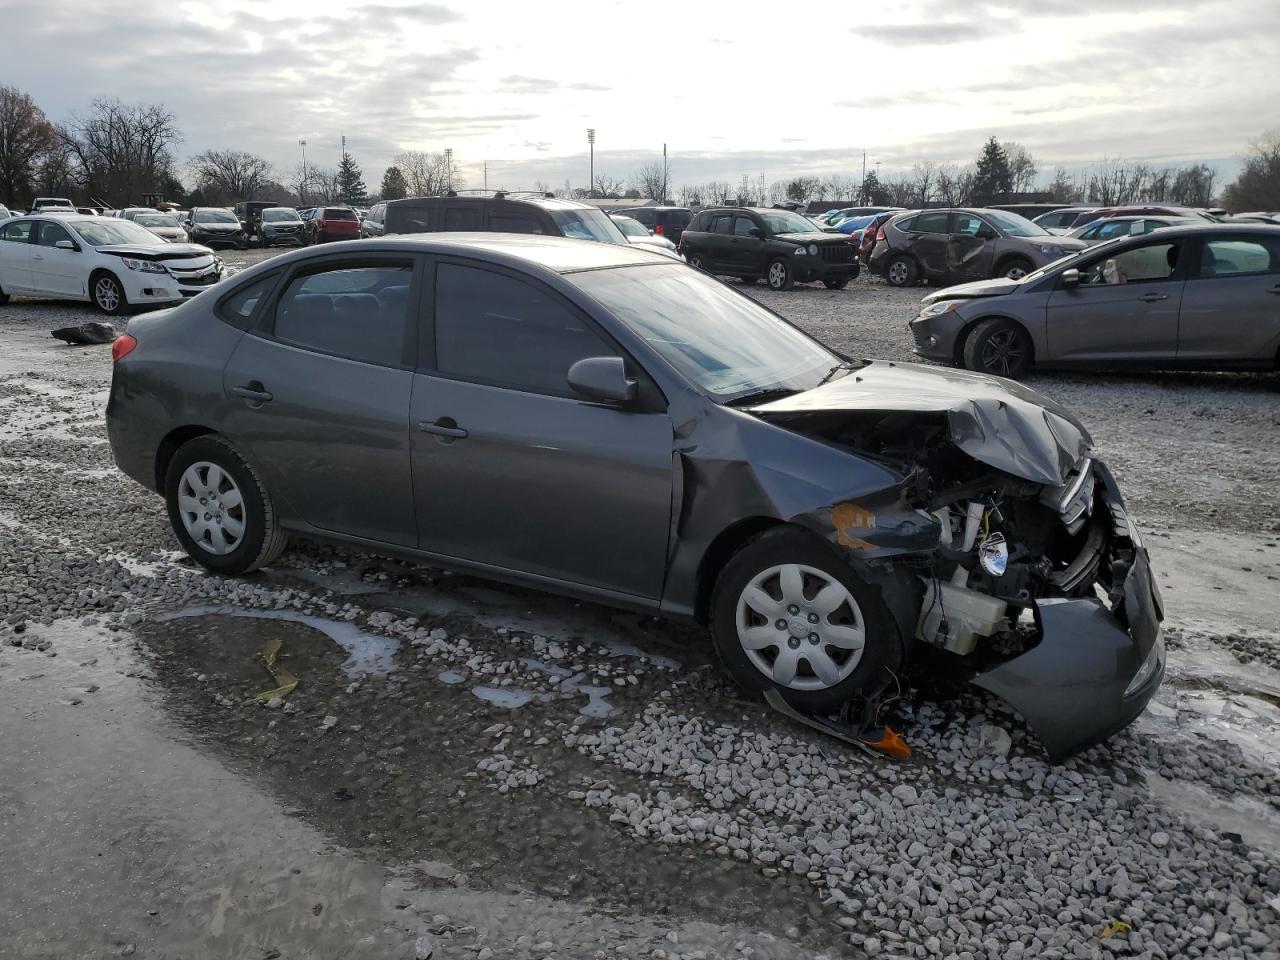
[970,137,1012,205]
[337,152,367,205]
[380,165,408,200]
[859,170,887,205]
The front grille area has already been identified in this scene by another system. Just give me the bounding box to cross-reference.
[167,263,221,286]
[820,244,854,263]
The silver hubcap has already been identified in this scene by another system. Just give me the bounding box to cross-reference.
[94,278,119,310]
[735,563,866,691]
[1005,263,1028,279]
[177,461,246,556]
[768,262,786,287]
[888,261,908,284]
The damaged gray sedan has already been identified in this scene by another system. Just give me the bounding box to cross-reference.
[106,235,1164,760]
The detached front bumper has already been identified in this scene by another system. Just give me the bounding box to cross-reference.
[970,463,1165,761]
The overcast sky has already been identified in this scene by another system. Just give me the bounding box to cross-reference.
[3,0,1275,191]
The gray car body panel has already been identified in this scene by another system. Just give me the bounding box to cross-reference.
[106,234,1162,759]
[909,223,1280,371]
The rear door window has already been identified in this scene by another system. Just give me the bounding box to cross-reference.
[912,212,950,234]
[432,262,616,397]
[1,220,33,243]
[488,214,546,234]
[1198,237,1279,278]
[272,262,414,366]
[711,215,734,234]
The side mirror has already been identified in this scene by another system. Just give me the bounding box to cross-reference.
[567,356,637,405]
[748,227,764,239]
[54,240,75,250]
[1061,268,1080,286]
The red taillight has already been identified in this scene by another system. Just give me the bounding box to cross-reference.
[875,226,887,241]
[112,333,137,363]
[654,224,664,235]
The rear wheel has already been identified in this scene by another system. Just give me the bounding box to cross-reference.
[711,527,897,712]
[687,251,710,271]
[963,317,1034,379]
[766,258,795,291]
[91,271,127,316]
[164,435,288,575]
[0,282,9,306]
[885,255,919,287]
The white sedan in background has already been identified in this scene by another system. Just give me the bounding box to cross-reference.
[130,211,189,243]
[610,214,682,258]
[0,215,223,314]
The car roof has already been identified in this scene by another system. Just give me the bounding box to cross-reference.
[249,233,662,275]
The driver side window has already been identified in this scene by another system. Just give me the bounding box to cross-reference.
[733,217,758,237]
[37,222,73,248]
[1080,241,1182,286]
[952,213,985,235]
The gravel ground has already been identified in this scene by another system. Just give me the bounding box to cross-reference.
[1,255,1279,960]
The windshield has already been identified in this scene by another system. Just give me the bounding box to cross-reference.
[571,264,842,399]
[549,207,627,244]
[612,217,648,238]
[73,219,172,246]
[135,214,179,227]
[194,209,238,224]
[263,208,300,222]
[983,210,1048,237]
[758,210,818,235]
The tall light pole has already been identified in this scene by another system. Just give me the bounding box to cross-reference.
[587,128,595,196]
[298,138,308,205]
[444,148,453,192]
[662,142,667,204]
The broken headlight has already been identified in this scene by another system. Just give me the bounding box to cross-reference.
[1124,631,1165,697]
[918,301,960,319]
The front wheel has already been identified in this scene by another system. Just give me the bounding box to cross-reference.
[164,435,289,575]
[91,272,127,315]
[963,317,1034,379]
[997,257,1033,281]
[766,258,795,291]
[710,527,898,712]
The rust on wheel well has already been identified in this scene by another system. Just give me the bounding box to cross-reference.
[693,516,785,623]
[155,425,217,491]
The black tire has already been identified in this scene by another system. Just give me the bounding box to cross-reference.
[687,251,710,271]
[823,277,850,290]
[0,282,9,306]
[766,258,795,291]
[885,255,919,287]
[237,233,248,251]
[996,257,1033,281]
[962,317,1034,379]
[260,237,270,249]
[164,435,289,576]
[710,526,900,713]
[90,270,128,316]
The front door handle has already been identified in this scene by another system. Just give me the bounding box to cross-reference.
[1137,292,1169,302]
[32,254,44,261]
[1267,285,1280,296]
[232,384,273,404]
[418,417,468,440]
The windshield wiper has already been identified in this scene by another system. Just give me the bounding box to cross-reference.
[815,359,863,387]
[723,387,801,407]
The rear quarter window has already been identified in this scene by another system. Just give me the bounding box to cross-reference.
[217,273,278,330]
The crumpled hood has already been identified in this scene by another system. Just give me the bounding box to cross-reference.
[96,243,215,261]
[750,360,1091,486]
[921,277,1021,304]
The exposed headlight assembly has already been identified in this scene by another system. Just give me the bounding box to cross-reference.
[918,300,960,319]
[808,243,819,255]
[120,257,167,274]
[793,245,808,255]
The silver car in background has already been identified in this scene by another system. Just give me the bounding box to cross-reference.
[909,223,1280,378]
[610,214,681,258]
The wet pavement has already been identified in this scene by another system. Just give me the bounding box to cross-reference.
[2,282,1279,959]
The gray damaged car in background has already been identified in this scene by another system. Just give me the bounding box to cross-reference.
[105,236,1164,761]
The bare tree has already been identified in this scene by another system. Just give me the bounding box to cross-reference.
[934,163,974,206]
[906,162,936,206]
[1002,141,1039,194]
[705,181,734,204]
[395,150,462,197]
[0,85,56,207]
[676,182,704,206]
[1222,129,1280,212]
[823,174,856,202]
[632,160,671,202]
[1170,164,1216,206]
[591,173,625,198]
[188,149,274,203]
[1045,168,1082,204]
[1085,159,1149,205]
[57,97,181,204]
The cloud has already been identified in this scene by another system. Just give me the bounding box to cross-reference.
[568,82,610,92]
[855,21,1013,46]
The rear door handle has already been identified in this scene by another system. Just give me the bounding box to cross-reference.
[1267,285,1280,296]
[232,384,273,403]
[1137,292,1169,302]
[417,418,468,440]
[32,254,44,261]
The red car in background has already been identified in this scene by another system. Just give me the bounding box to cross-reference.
[859,211,908,264]
[307,207,361,244]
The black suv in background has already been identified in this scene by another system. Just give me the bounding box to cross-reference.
[186,206,248,249]
[383,192,629,245]
[678,207,859,290]
[613,205,692,245]
[233,199,282,246]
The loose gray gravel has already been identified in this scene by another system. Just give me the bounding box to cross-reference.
[2,258,1279,960]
